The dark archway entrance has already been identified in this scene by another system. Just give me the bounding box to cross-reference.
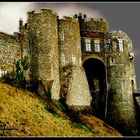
[83,58,107,119]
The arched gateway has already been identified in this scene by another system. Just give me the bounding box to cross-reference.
[83,58,107,119]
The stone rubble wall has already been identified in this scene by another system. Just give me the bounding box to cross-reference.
[106,31,138,135]
[59,64,73,104]
[27,9,60,100]
[60,64,92,110]
[58,16,82,67]
[66,65,92,108]
[0,32,21,73]
[58,16,91,108]
[78,16,109,37]
[18,25,29,59]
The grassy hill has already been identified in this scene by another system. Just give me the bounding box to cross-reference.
[0,82,122,137]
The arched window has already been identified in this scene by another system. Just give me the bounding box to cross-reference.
[109,57,115,65]
[111,58,115,63]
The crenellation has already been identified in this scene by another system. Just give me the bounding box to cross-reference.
[62,16,79,23]
[0,8,139,136]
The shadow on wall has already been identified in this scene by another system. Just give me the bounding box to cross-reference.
[133,96,140,135]
[83,58,107,120]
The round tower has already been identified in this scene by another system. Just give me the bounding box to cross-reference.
[106,30,138,135]
[58,16,92,110]
[58,16,82,67]
[27,9,60,101]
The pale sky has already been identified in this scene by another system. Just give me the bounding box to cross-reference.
[0,2,103,34]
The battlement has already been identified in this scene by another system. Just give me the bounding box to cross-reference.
[74,13,109,36]
[83,17,109,33]
[0,32,18,43]
[19,20,28,33]
[61,16,79,23]
[27,8,58,16]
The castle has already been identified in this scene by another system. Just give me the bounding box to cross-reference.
[0,8,139,135]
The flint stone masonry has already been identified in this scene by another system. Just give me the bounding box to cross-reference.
[0,32,21,72]
[0,9,139,135]
[66,66,92,107]
[59,64,91,109]
[27,9,60,100]
[58,17,82,67]
[106,31,138,135]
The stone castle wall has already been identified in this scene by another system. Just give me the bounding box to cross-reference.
[19,20,29,59]
[0,9,139,135]
[79,15,110,65]
[106,31,138,135]
[66,66,92,108]
[58,16,82,67]
[0,32,21,75]
[75,14,109,37]
[27,9,60,100]
[58,16,92,108]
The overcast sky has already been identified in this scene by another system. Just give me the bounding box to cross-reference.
[0,2,140,89]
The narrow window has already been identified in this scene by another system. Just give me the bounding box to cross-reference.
[61,32,64,41]
[72,54,76,64]
[118,39,124,52]
[109,57,115,64]
[85,39,91,52]
[61,54,65,66]
[94,40,100,52]
[131,80,135,93]
[105,39,111,52]
[111,58,115,63]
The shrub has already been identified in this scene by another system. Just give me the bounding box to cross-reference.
[14,56,30,89]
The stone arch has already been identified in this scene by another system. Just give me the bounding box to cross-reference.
[82,56,105,65]
[83,57,107,119]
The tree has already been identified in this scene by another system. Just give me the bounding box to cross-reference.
[14,56,30,89]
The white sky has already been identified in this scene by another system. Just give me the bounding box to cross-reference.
[0,2,33,34]
[0,2,103,35]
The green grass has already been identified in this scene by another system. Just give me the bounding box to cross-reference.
[0,82,122,137]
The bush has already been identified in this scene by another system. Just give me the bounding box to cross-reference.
[14,56,30,89]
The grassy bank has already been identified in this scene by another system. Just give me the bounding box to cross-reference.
[0,82,122,137]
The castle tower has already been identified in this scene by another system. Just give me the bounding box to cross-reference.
[25,9,139,134]
[27,9,60,101]
[18,18,29,59]
[106,30,138,135]
[77,14,109,119]
[58,16,81,67]
[58,16,92,110]
[77,13,139,135]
